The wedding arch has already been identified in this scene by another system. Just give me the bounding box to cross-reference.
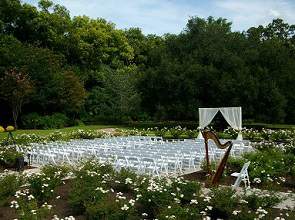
[197,107,243,140]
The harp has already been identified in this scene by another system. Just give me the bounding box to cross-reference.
[202,130,233,186]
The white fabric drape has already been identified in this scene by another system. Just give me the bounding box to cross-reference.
[197,108,219,139]
[199,108,219,129]
[197,107,243,140]
[219,107,242,130]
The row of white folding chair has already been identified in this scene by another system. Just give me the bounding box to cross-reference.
[28,149,57,165]
[113,151,182,173]
[114,155,161,176]
[96,148,180,174]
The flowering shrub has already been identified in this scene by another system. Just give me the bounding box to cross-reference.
[156,204,200,220]
[28,164,69,203]
[0,159,293,219]
[185,129,199,138]
[11,189,52,220]
[69,160,115,214]
[169,126,186,139]
[69,129,104,139]
[0,146,24,167]
[0,129,108,146]
[205,187,240,219]
[242,188,282,210]
[153,127,168,137]
[0,172,25,206]
[223,127,239,139]
[2,133,44,146]
[112,168,138,193]
[226,145,295,190]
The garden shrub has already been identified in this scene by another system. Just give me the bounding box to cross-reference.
[185,129,199,138]
[11,189,52,220]
[69,129,103,139]
[222,127,238,139]
[22,113,69,129]
[0,159,291,219]
[0,173,24,206]
[169,126,185,139]
[244,149,290,183]
[22,112,41,129]
[69,160,115,214]
[28,164,69,203]
[207,187,240,219]
[226,156,247,174]
[112,168,138,193]
[157,204,200,220]
[153,127,167,137]
[241,189,282,210]
[85,193,139,220]
[0,147,24,167]
[170,178,201,203]
[226,145,295,190]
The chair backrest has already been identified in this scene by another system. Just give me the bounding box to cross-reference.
[233,161,250,188]
[240,161,250,174]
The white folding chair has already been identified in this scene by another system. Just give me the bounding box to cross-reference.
[231,161,251,189]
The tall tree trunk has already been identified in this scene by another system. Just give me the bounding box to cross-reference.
[12,109,18,129]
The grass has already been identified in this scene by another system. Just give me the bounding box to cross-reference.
[244,122,295,129]
[0,124,124,141]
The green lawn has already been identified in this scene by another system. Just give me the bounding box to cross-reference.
[244,122,295,129]
[0,124,124,141]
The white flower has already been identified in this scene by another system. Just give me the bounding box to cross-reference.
[206,206,212,210]
[125,178,133,184]
[253,178,262,183]
[129,199,135,206]
[28,195,34,200]
[203,196,211,202]
[121,204,129,211]
[190,199,198,205]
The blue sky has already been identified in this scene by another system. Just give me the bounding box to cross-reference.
[23,0,295,35]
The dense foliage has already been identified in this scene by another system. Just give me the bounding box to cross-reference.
[1,0,295,127]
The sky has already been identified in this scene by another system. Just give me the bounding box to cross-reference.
[23,0,295,35]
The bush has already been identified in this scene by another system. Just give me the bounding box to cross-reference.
[69,160,115,214]
[0,173,24,206]
[11,189,52,220]
[169,126,185,139]
[69,129,103,139]
[28,164,69,203]
[227,146,295,189]
[207,187,240,219]
[242,189,282,210]
[157,204,200,220]
[0,147,24,167]
[112,168,138,193]
[22,113,70,129]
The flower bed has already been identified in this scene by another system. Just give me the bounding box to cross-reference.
[1,126,295,146]
[0,161,294,220]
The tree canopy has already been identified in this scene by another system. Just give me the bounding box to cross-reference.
[1,0,295,127]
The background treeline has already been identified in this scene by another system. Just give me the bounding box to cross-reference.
[0,0,295,128]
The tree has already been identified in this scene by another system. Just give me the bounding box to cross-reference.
[0,69,33,128]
